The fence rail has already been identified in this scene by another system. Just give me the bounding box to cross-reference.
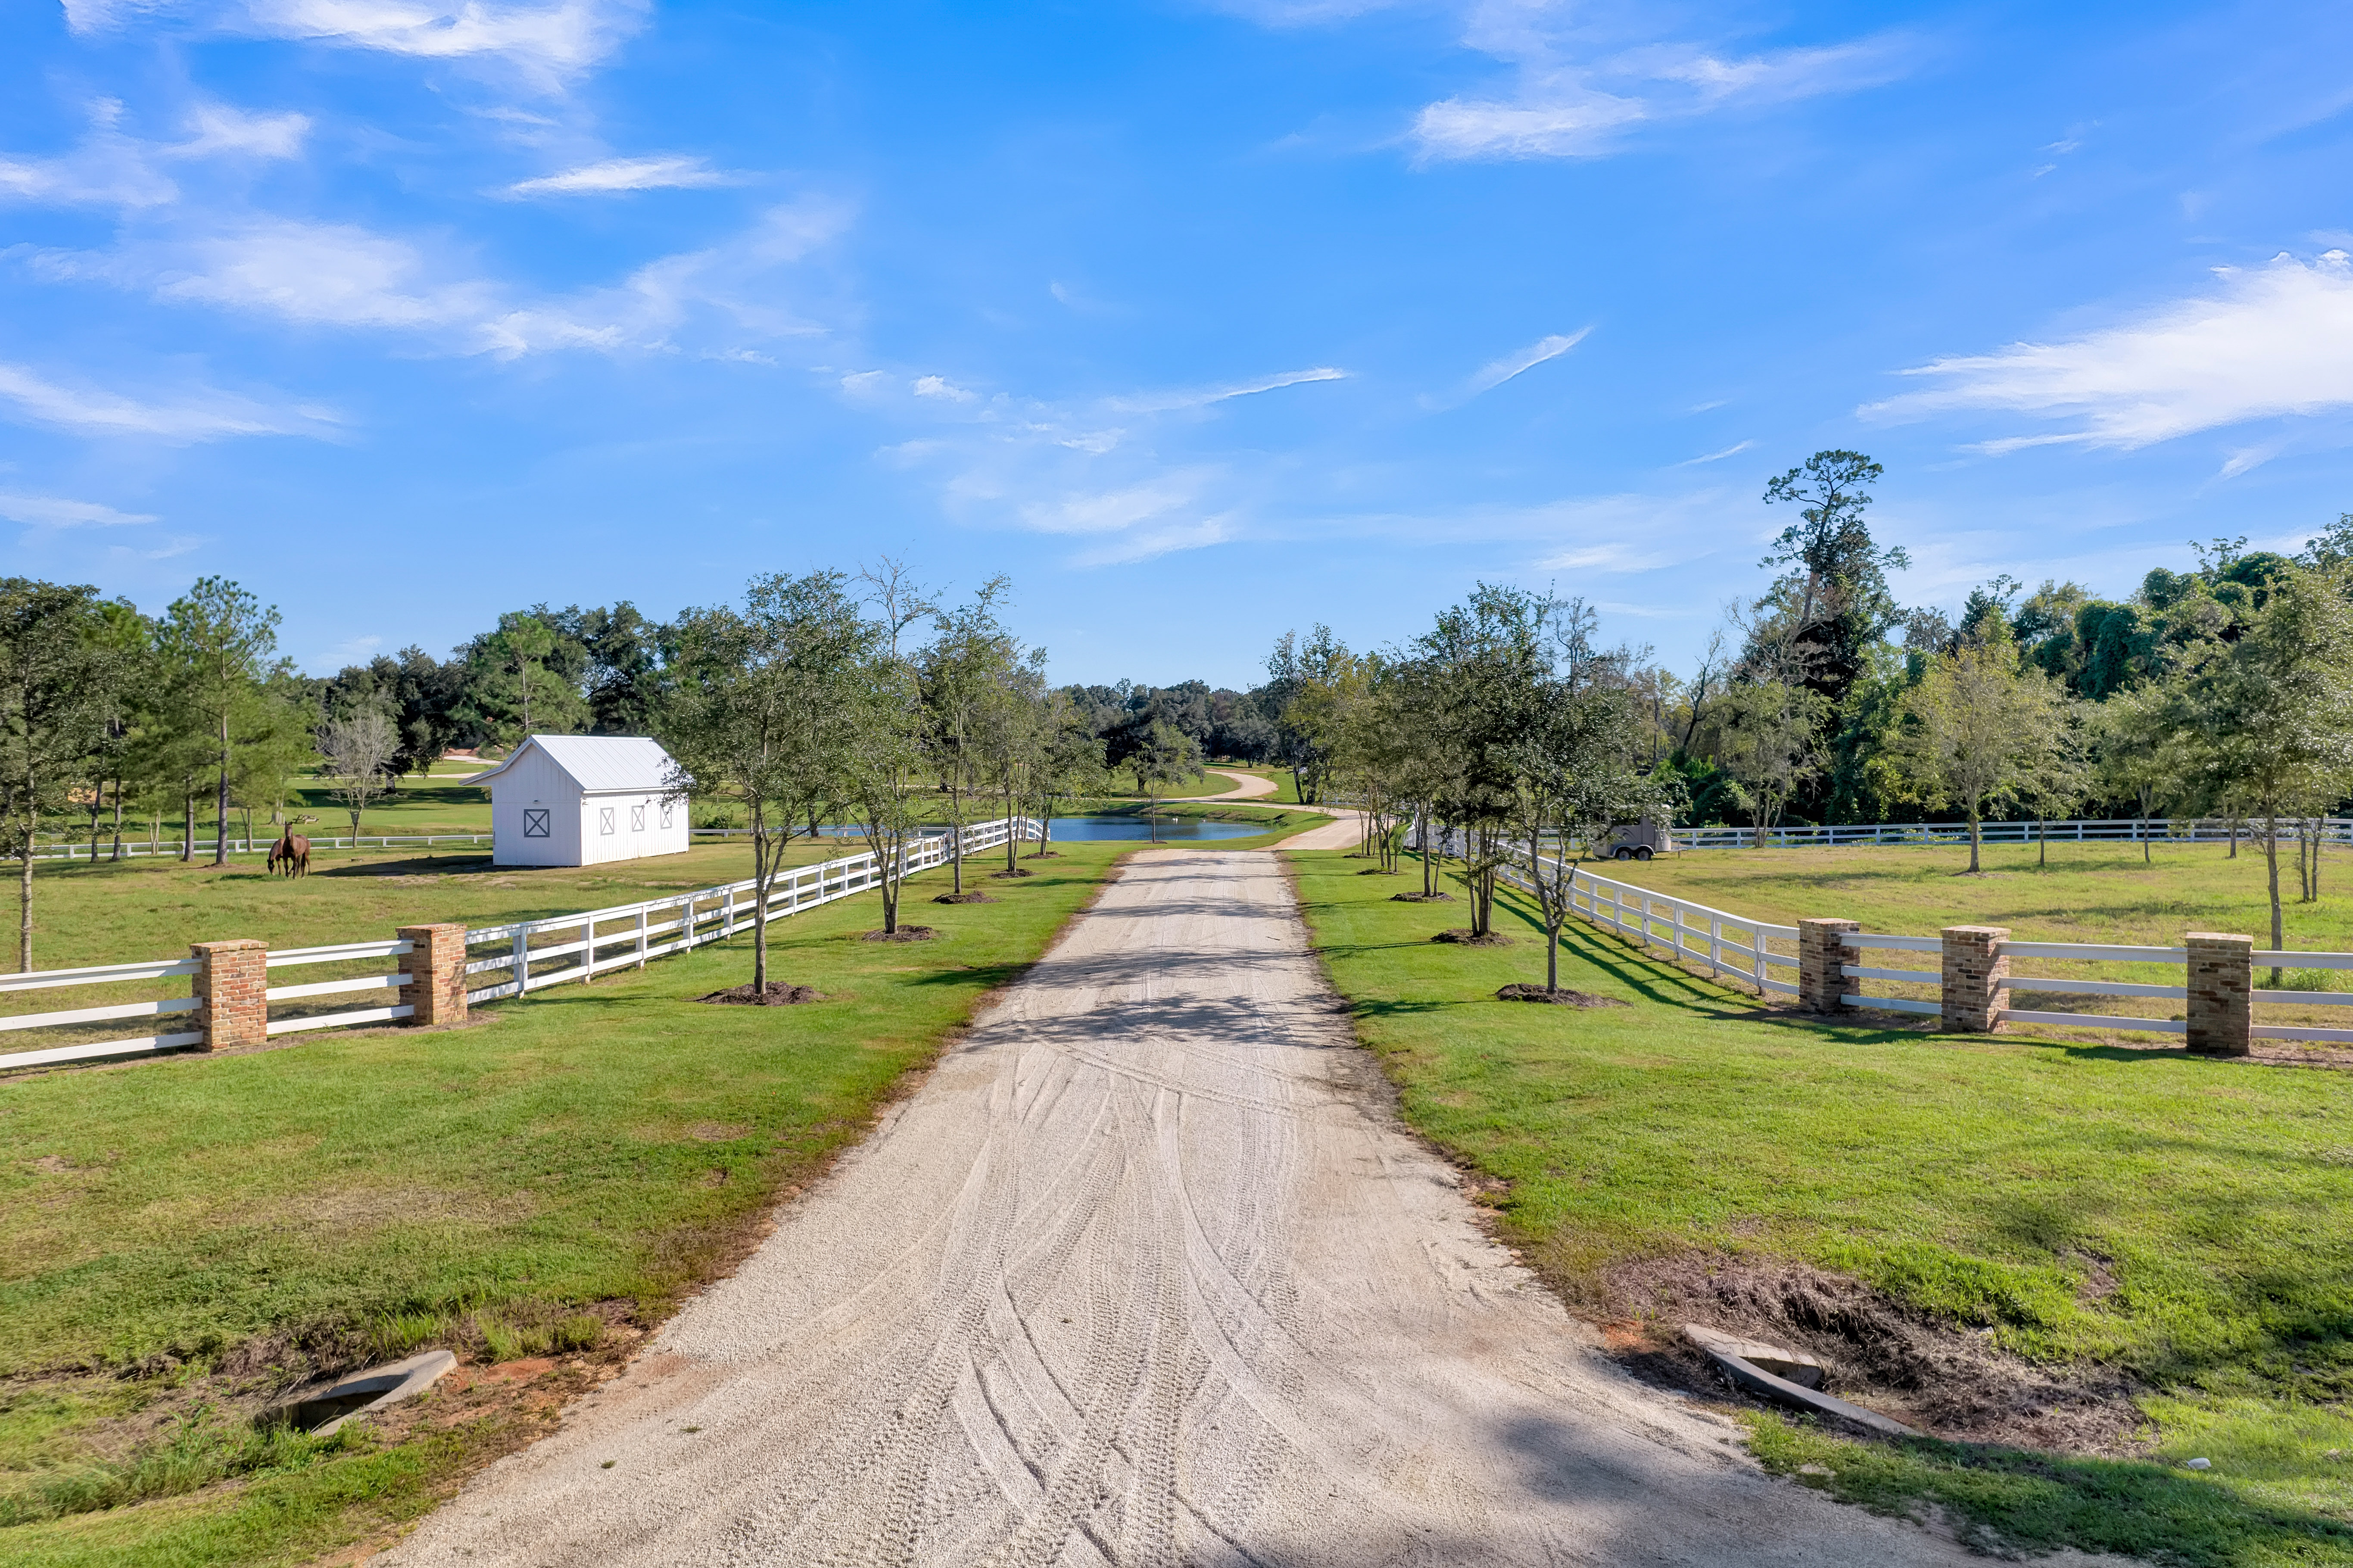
[1671,817,2353,851]
[23,833,494,862]
[0,819,1041,1074]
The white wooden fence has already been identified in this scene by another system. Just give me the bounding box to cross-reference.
[1667,817,2353,851]
[1526,855,2353,1049]
[24,832,495,862]
[0,818,1039,1074]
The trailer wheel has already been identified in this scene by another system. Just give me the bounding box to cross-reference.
[1613,846,1633,860]
[1633,845,1654,861]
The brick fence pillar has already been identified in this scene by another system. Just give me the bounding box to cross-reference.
[1798,918,1859,1014]
[399,924,470,1029]
[191,939,268,1051]
[2185,932,2252,1057]
[1941,925,2010,1035]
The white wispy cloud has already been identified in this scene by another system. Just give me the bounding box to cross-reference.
[65,0,646,85]
[0,96,309,212]
[22,197,852,359]
[0,493,160,526]
[1452,327,1590,401]
[502,155,734,196]
[1674,439,1754,466]
[173,100,310,159]
[1536,540,1679,571]
[1411,23,1911,162]
[0,362,336,440]
[1864,250,2353,449]
[1103,366,1345,414]
[912,374,977,403]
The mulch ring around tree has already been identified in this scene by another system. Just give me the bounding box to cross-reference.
[1358,868,1400,876]
[1391,892,1455,902]
[1432,929,1512,946]
[990,867,1035,879]
[696,982,826,1006]
[1022,850,1061,859]
[861,926,938,942]
[1494,983,1627,1008]
[934,892,997,904]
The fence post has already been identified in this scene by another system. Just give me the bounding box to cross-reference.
[636,907,649,969]
[398,924,468,1028]
[512,927,530,996]
[190,939,268,1051]
[1798,918,1858,1014]
[1941,926,2009,1034]
[2185,932,2253,1057]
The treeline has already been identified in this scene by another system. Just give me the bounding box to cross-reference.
[1268,450,2353,960]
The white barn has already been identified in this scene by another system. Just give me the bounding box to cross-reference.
[474,735,691,868]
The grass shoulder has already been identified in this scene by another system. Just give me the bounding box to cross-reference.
[1286,845,2353,1565]
[0,843,1127,1565]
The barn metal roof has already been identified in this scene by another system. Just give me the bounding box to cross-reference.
[470,734,686,793]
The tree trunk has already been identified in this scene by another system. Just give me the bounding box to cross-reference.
[1967,800,1982,874]
[213,710,231,866]
[181,782,194,862]
[87,776,104,864]
[2037,816,2047,869]
[110,776,124,861]
[2142,811,2151,864]
[1546,916,1561,992]
[751,810,770,992]
[17,836,31,973]
[949,781,964,894]
[2265,815,2283,988]
[1004,783,1019,873]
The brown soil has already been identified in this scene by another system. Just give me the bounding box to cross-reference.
[1589,1253,2141,1452]
[1494,984,1627,1008]
[1023,850,1062,859]
[1390,892,1455,903]
[1357,867,1400,876]
[990,868,1035,879]
[861,926,937,942]
[695,983,825,1006]
[934,892,997,904]
[1433,929,1512,947]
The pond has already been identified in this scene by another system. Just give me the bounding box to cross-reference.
[1045,815,1268,842]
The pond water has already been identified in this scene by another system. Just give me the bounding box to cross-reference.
[1046,814,1266,842]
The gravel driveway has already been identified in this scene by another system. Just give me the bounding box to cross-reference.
[386,844,2033,1567]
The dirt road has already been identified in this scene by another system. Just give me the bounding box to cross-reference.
[387,845,2008,1567]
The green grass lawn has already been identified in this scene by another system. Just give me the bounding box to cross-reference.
[1617,839,2353,949]
[0,841,1134,1565]
[1290,846,2353,1567]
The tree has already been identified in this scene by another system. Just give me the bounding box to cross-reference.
[1130,720,1202,842]
[2092,684,2179,866]
[1699,680,1829,847]
[0,580,121,970]
[1505,685,1663,994]
[2015,694,2090,870]
[1754,449,1910,709]
[155,577,283,867]
[841,558,936,938]
[455,612,588,745]
[666,572,877,991]
[975,652,1049,874]
[2172,563,2353,971]
[233,672,320,842]
[317,708,397,845]
[1029,690,1108,853]
[919,578,1016,897]
[1891,623,2069,873]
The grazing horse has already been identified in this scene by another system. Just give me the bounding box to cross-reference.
[268,830,311,877]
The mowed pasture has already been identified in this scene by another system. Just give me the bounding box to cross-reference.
[1292,846,2353,1566]
[0,841,1135,1565]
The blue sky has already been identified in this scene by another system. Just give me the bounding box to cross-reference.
[4,0,2352,688]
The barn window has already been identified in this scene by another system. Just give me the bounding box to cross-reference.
[660,801,674,829]
[599,807,616,835]
[631,804,646,832]
[523,809,551,839]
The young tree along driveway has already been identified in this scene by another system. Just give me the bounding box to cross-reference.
[386,836,2054,1567]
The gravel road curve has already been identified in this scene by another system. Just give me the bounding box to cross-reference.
[385,844,2050,1567]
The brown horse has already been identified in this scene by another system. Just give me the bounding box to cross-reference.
[268,830,311,877]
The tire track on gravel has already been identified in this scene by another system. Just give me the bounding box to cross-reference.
[385,845,2111,1568]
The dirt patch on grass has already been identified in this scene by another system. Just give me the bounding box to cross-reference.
[861,926,937,942]
[1022,851,1061,860]
[1390,891,1455,903]
[1494,984,1627,1008]
[695,983,826,1006]
[990,867,1035,879]
[933,892,997,904]
[1591,1253,2141,1453]
[1432,929,1512,946]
